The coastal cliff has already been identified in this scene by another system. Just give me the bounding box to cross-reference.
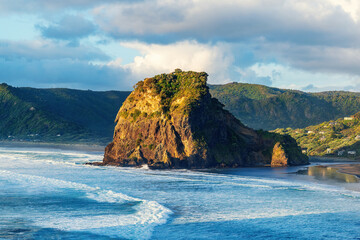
[103,70,308,169]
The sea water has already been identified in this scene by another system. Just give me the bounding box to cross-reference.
[0,147,360,239]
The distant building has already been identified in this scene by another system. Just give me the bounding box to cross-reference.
[344,117,354,121]
[348,151,356,155]
[355,135,360,140]
[338,150,345,156]
[320,136,326,141]
[326,148,332,154]
[319,131,325,134]
[307,131,314,134]
[301,148,308,154]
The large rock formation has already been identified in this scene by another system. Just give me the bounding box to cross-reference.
[103,70,308,169]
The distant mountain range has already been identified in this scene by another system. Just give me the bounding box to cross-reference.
[273,112,360,157]
[3,81,360,144]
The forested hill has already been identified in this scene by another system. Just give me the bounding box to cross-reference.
[209,83,360,130]
[0,83,130,144]
[273,112,360,157]
[3,81,360,144]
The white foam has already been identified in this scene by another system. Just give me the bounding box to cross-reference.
[173,208,336,224]
[141,164,149,170]
[0,170,172,240]
[0,148,102,168]
[36,200,171,239]
[119,168,360,199]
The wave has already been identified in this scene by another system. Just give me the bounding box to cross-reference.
[173,208,339,224]
[115,168,360,199]
[0,170,172,240]
[0,148,102,168]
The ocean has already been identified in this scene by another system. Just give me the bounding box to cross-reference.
[0,146,360,240]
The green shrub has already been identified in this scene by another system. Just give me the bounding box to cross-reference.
[130,109,142,121]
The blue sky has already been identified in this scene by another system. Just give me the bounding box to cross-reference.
[1,0,360,91]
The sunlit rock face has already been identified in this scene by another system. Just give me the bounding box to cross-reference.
[103,70,309,169]
[271,142,288,167]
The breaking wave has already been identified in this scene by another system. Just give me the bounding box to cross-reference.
[0,170,172,240]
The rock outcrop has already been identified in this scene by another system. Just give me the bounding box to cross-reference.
[102,69,309,169]
[271,142,288,167]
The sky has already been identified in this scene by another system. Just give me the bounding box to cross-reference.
[1,0,360,91]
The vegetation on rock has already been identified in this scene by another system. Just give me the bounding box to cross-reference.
[103,70,308,169]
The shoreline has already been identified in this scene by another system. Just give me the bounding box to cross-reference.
[322,164,360,178]
[303,156,360,183]
[309,156,360,162]
[308,156,360,182]
[0,141,106,152]
[2,143,360,182]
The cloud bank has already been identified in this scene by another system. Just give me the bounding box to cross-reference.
[1,0,360,91]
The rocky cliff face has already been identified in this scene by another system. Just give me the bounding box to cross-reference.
[103,70,308,169]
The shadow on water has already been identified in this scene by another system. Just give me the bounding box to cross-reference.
[298,166,359,183]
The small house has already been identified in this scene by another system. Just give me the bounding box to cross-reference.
[301,148,308,154]
[338,150,345,156]
[307,131,314,134]
[326,148,332,154]
[344,117,354,121]
[348,151,356,155]
[355,135,360,140]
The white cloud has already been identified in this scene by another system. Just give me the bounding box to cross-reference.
[93,0,360,46]
[327,0,360,22]
[249,42,360,76]
[108,40,234,84]
[2,0,360,92]
[249,62,360,91]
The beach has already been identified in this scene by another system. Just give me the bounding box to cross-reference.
[323,164,360,178]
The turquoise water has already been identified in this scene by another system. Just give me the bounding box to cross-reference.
[0,147,360,239]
